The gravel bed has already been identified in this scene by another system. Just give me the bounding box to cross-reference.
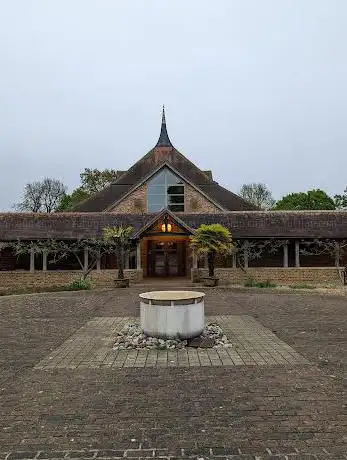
[113,322,232,350]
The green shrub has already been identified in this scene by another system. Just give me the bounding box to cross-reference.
[290,283,316,290]
[244,278,277,288]
[66,278,92,291]
[244,278,256,287]
[257,279,277,288]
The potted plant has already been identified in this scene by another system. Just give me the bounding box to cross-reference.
[190,223,233,287]
[103,225,133,288]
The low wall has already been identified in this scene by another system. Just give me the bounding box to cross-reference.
[191,267,342,285]
[0,269,143,292]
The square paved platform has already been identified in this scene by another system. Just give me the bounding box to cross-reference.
[34,315,309,370]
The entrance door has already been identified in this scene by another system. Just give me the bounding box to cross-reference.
[147,241,186,277]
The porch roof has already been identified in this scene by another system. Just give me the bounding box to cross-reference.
[0,210,347,241]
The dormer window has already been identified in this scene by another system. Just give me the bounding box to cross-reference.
[148,168,185,212]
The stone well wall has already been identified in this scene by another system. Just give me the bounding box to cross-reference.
[191,267,342,285]
[0,269,143,292]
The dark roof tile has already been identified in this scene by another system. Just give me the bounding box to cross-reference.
[1,211,346,240]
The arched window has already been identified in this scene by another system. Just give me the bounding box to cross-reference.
[148,168,185,212]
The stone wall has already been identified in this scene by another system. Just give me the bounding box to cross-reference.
[183,184,220,213]
[0,269,143,292]
[108,184,147,213]
[191,267,342,285]
[108,182,220,214]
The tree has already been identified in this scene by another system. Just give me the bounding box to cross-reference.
[227,239,288,274]
[274,189,336,210]
[56,168,120,211]
[239,183,275,210]
[190,224,233,278]
[334,187,347,210]
[11,237,121,280]
[300,239,347,268]
[14,178,67,213]
[103,226,133,279]
[80,168,119,194]
[56,188,90,211]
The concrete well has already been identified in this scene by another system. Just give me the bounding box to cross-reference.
[139,291,205,339]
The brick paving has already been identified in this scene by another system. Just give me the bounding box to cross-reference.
[0,287,346,457]
[34,316,308,370]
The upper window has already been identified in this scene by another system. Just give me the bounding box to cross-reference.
[148,168,185,212]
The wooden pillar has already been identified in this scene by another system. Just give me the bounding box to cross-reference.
[243,241,249,269]
[42,250,48,272]
[295,240,300,268]
[136,241,141,269]
[30,247,35,273]
[84,248,89,272]
[283,244,288,268]
[96,251,101,272]
[334,242,340,267]
[125,251,129,269]
[232,253,237,268]
[192,249,198,269]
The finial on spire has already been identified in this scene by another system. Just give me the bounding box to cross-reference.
[162,105,166,125]
[155,105,173,147]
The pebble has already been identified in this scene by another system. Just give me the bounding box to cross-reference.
[113,322,232,350]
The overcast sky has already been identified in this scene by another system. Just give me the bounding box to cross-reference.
[0,0,346,211]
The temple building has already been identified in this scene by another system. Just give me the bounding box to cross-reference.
[0,108,346,290]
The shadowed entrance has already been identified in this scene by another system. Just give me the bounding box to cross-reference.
[147,240,186,276]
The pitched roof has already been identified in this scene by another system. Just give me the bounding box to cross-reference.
[1,211,347,240]
[73,110,256,212]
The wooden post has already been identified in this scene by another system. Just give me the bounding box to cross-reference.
[125,251,129,269]
[136,241,141,269]
[243,241,249,269]
[96,251,101,272]
[84,248,89,272]
[192,249,198,269]
[295,240,300,268]
[30,247,35,273]
[283,244,288,268]
[232,253,237,268]
[42,250,48,272]
[334,242,340,268]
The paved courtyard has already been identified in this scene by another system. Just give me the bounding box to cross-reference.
[0,287,346,459]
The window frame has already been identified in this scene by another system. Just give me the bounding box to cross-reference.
[147,168,185,212]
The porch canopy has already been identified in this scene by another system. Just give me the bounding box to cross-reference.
[0,210,347,241]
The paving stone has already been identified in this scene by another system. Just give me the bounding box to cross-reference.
[7,453,38,460]
[0,288,346,454]
[95,450,125,458]
[37,452,69,459]
[33,316,309,370]
[65,451,97,458]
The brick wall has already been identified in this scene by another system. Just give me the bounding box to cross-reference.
[0,269,143,292]
[108,182,220,214]
[191,267,342,285]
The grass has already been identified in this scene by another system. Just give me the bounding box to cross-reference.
[290,283,316,290]
[244,278,277,288]
[0,278,92,296]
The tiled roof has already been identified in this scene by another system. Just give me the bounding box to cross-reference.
[73,110,256,212]
[0,211,346,240]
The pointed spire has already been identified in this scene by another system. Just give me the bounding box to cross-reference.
[162,104,167,124]
[155,105,173,147]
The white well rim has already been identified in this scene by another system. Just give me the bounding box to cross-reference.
[139,290,205,302]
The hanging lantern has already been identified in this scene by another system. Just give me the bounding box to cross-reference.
[161,215,172,232]
[161,222,172,232]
